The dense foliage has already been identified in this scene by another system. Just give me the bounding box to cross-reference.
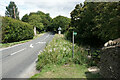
[51,15,71,33]
[2,17,34,43]
[66,2,120,47]
[22,12,71,33]
[5,1,19,19]
[22,11,52,32]
[21,14,29,22]
[28,14,44,32]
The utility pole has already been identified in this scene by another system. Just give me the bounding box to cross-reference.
[13,6,16,19]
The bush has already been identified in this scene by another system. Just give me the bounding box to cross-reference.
[2,17,34,43]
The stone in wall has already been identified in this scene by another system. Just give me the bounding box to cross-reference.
[99,38,120,79]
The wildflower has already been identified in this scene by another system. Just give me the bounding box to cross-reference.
[49,49,52,52]
[63,47,66,51]
[54,48,56,51]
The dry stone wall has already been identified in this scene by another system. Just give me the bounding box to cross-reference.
[99,43,120,79]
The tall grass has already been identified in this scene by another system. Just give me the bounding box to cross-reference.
[36,34,88,70]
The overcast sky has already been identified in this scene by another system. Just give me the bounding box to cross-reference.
[0,0,85,19]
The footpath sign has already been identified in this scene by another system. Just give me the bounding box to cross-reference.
[73,32,77,36]
[72,31,77,58]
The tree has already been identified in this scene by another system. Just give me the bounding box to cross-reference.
[21,14,29,22]
[94,2,120,41]
[28,14,44,32]
[22,11,52,32]
[35,11,52,31]
[5,1,19,19]
[67,2,120,47]
[51,15,70,33]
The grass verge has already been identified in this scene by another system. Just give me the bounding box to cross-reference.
[31,64,101,78]
[32,64,102,78]
[31,34,102,78]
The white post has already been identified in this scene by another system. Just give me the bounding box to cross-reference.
[58,27,62,34]
[58,31,61,34]
[34,26,36,36]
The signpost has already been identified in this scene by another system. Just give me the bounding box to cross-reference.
[73,32,77,35]
[72,31,77,58]
[58,27,62,34]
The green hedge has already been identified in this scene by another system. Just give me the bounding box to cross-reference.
[2,17,34,43]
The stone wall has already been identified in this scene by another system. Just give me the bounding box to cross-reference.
[99,45,120,79]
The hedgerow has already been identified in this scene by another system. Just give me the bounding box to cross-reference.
[2,17,34,43]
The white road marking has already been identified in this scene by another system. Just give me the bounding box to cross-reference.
[0,33,49,52]
[36,42,46,44]
[43,34,49,40]
[10,48,26,56]
[30,44,34,48]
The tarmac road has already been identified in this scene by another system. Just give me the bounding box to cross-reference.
[0,32,54,78]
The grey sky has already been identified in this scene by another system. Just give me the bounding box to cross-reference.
[0,0,85,19]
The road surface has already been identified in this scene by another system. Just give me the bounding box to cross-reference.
[0,32,54,78]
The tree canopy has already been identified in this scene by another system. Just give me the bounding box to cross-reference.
[66,2,120,47]
[21,14,29,22]
[51,15,71,33]
[21,11,52,32]
[5,1,19,19]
